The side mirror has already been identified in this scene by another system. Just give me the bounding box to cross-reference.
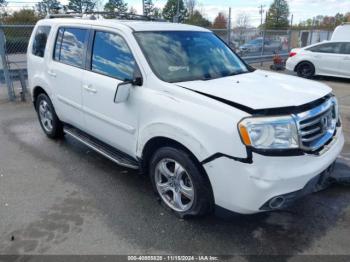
[114,68,143,103]
[114,82,132,103]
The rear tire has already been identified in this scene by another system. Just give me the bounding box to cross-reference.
[36,93,63,139]
[296,62,315,78]
[149,147,213,218]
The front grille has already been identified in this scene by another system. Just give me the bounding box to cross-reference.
[294,98,337,151]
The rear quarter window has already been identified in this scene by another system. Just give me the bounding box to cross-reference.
[53,27,88,68]
[32,26,51,57]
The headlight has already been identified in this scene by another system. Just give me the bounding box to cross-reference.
[238,116,299,150]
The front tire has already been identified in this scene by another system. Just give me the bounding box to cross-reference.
[36,93,63,139]
[149,147,213,218]
[296,62,315,78]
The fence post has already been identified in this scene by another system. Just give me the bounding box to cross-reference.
[0,28,15,101]
[288,14,293,52]
[19,69,27,101]
[227,7,232,44]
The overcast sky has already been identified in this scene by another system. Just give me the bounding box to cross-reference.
[6,0,350,26]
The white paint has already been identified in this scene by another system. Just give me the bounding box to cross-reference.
[27,18,345,214]
[332,24,350,42]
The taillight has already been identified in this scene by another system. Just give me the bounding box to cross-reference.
[289,52,297,57]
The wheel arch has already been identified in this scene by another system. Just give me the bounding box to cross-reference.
[140,136,215,205]
[32,86,48,107]
[141,136,200,171]
[294,60,315,72]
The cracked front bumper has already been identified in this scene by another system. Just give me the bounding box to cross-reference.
[203,128,345,214]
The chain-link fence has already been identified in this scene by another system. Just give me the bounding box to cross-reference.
[0,23,334,101]
[211,28,333,59]
[0,24,34,101]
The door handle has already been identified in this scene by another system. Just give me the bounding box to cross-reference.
[83,84,97,94]
[47,70,56,77]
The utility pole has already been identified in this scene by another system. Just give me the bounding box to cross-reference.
[259,4,265,28]
[227,7,232,44]
[142,0,145,15]
[288,14,293,52]
[310,17,315,45]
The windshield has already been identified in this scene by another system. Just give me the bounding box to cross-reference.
[134,31,249,83]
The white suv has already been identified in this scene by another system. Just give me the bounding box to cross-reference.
[28,17,344,217]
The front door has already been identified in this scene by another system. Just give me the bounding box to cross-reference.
[308,42,343,76]
[339,43,350,78]
[82,29,140,156]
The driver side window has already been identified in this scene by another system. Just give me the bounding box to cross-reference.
[91,31,136,81]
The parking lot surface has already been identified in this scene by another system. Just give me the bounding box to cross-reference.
[0,72,349,259]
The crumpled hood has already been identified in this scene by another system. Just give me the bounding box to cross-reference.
[177,70,331,111]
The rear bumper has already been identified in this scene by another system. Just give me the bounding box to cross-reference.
[203,127,345,214]
[286,58,297,71]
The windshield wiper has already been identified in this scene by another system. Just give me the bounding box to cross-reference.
[226,71,250,77]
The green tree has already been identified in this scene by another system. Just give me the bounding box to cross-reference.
[265,0,290,29]
[346,12,350,22]
[104,0,128,17]
[152,8,162,18]
[162,0,187,22]
[185,10,210,27]
[143,0,154,16]
[4,9,39,24]
[0,0,7,19]
[67,0,96,13]
[36,0,62,17]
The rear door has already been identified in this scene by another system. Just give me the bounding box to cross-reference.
[47,26,89,130]
[307,42,343,76]
[81,28,140,156]
[339,42,350,78]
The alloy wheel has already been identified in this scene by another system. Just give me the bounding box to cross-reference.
[39,100,53,133]
[155,158,194,212]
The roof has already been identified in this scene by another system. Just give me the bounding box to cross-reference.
[37,18,211,32]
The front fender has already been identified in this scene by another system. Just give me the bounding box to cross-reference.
[137,122,210,162]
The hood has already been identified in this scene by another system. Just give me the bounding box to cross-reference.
[177,70,331,112]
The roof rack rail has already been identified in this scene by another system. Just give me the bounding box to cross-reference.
[46,13,83,19]
[46,11,166,21]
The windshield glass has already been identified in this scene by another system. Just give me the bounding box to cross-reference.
[134,31,249,83]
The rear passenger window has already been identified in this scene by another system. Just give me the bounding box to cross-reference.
[32,26,51,57]
[307,43,342,54]
[53,27,88,68]
[342,43,350,55]
[91,31,136,80]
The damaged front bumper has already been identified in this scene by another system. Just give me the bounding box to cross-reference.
[203,127,345,214]
[259,161,350,211]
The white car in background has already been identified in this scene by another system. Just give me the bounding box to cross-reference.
[286,24,350,79]
[286,41,350,79]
